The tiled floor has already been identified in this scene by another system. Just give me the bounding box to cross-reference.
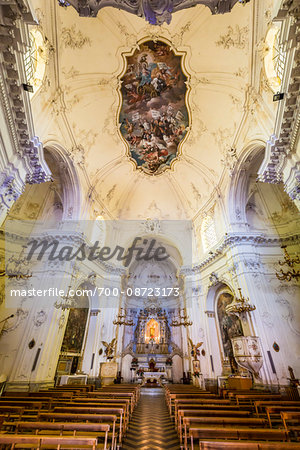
[122,387,180,449]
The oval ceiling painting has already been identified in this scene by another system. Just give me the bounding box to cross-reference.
[119,40,190,175]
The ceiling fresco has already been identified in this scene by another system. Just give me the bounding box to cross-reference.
[119,40,189,175]
[29,0,280,220]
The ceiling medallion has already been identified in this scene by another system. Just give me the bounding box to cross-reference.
[118,38,190,175]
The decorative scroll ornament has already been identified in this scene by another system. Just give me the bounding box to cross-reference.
[226,288,256,315]
[171,308,192,327]
[276,246,300,282]
[113,308,134,326]
[5,246,32,280]
[58,1,245,25]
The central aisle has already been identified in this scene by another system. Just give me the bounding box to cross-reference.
[122,387,180,449]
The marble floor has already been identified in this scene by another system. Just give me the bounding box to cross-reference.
[122,387,180,449]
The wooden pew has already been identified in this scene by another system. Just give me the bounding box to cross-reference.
[37,413,118,449]
[189,426,288,450]
[198,441,300,449]
[235,394,282,407]
[265,406,300,428]
[75,394,134,414]
[281,411,300,440]
[0,433,98,449]
[182,417,267,449]
[177,409,251,445]
[1,397,53,407]
[53,400,130,426]
[254,401,300,417]
[222,389,272,399]
[12,421,110,450]
[0,400,45,413]
[166,390,214,415]
[98,385,140,402]
[164,386,209,406]
[0,406,25,420]
[174,399,232,424]
[53,406,125,443]
[83,392,135,412]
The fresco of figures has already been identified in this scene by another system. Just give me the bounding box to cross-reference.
[119,40,189,175]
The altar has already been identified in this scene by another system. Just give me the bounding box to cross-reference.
[59,374,87,385]
[141,371,167,386]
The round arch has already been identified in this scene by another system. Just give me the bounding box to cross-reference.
[43,141,83,221]
[227,142,265,229]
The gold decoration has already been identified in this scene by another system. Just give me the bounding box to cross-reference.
[171,308,192,327]
[226,288,256,315]
[276,246,300,282]
[113,308,134,326]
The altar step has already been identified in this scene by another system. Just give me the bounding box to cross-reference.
[122,387,180,449]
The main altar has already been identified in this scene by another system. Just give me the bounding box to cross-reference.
[121,304,183,383]
[135,307,170,355]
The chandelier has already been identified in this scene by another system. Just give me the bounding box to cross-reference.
[4,246,32,280]
[276,246,300,282]
[113,308,134,326]
[226,288,256,315]
[171,308,193,327]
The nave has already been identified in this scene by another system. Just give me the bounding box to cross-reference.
[122,388,180,450]
[0,381,299,448]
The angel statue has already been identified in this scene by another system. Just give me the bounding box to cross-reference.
[101,338,117,361]
[188,338,203,360]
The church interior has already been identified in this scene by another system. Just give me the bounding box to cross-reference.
[0,0,300,448]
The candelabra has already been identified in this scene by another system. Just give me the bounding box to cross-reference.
[171,308,193,327]
[113,308,134,326]
[276,246,300,282]
[226,288,256,316]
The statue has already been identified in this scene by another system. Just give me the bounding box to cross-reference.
[101,338,117,361]
[188,338,203,360]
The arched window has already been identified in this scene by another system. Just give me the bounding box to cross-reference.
[264,24,286,93]
[201,215,217,252]
[91,215,106,246]
[24,28,47,95]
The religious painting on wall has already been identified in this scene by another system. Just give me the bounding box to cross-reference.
[119,40,190,175]
[145,318,160,344]
[61,308,89,354]
[217,292,243,372]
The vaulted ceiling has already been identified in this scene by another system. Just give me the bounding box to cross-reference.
[31,0,278,221]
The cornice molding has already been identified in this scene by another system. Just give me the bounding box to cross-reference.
[3,228,126,277]
[180,231,300,274]
[0,0,51,220]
